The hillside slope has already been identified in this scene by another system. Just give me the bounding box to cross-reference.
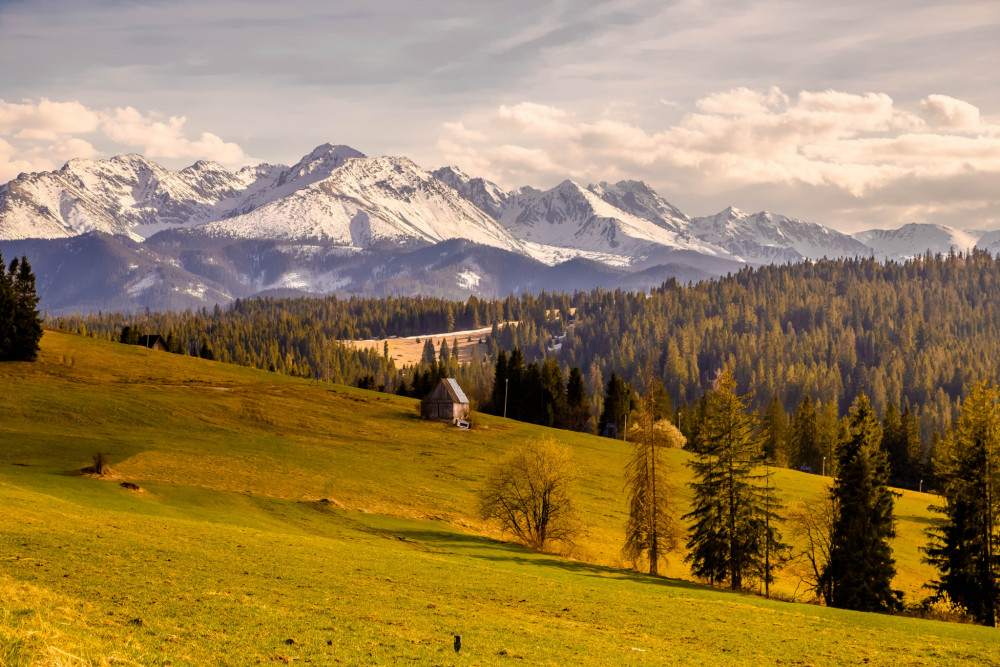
[0,332,995,664]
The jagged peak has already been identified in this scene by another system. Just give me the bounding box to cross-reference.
[302,143,365,161]
[432,165,470,181]
[183,160,230,174]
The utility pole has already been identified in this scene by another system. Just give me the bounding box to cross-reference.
[503,378,509,419]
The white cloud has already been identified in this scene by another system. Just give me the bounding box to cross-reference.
[0,98,250,182]
[695,86,788,116]
[100,106,247,163]
[441,121,487,143]
[920,94,983,132]
[0,99,100,137]
[0,138,35,179]
[438,87,1000,229]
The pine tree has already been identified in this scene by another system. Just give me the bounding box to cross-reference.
[199,337,216,361]
[507,347,526,420]
[901,401,923,488]
[791,395,821,473]
[421,338,436,364]
[924,381,1000,625]
[0,252,12,358]
[439,338,451,364]
[761,396,788,465]
[816,400,843,478]
[490,350,509,415]
[565,366,590,431]
[539,357,566,428]
[822,393,901,613]
[684,367,788,590]
[598,372,634,438]
[0,254,43,362]
[623,375,680,574]
[882,402,910,487]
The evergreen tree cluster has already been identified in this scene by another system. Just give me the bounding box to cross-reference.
[684,368,788,593]
[0,252,43,362]
[482,348,589,429]
[925,381,1000,625]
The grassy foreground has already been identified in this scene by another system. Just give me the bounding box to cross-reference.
[0,331,997,665]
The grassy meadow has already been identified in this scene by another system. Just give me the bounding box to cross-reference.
[0,331,997,665]
[342,326,494,366]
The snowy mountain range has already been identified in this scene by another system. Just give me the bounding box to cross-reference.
[0,142,995,313]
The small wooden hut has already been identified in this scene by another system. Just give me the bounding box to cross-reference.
[137,334,168,352]
[421,378,470,423]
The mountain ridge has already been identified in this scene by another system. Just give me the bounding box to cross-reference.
[1,142,995,313]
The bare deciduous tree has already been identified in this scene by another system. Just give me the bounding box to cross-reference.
[477,439,578,550]
[787,494,837,604]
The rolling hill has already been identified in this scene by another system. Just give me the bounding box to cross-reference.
[0,331,996,664]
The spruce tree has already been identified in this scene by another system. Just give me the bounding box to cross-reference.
[791,395,821,473]
[565,366,590,431]
[816,400,843,477]
[507,347,526,420]
[684,367,788,590]
[421,338,437,364]
[598,372,633,438]
[0,252,14,359]
[882,402,910,487]
[0,254,43,362]
[539,357,566,428]
[822,393,901,613]
[490,350,509,415]
[924,381,1000,626]
[761,396,788,465]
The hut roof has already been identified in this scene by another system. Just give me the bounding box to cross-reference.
[425,378,469,405]
[443,378,469,404]
[138,334,166,349]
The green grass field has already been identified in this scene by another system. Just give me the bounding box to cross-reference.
[0,331,997,665]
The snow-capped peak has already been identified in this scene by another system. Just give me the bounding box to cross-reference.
[587,180,690,234]
[690,207,869,263]
[853,223,983,261]
[498,179,732,263]
[199,154,527,254]
[431,165,511,220]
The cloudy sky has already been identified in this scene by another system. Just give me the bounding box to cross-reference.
[1,0,997,231]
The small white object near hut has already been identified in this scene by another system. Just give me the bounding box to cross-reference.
[421,378,470,423]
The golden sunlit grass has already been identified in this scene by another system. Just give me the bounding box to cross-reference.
[0,331,996,664]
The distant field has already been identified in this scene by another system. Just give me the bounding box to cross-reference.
[343,325,497,366]
[0,331,996,665]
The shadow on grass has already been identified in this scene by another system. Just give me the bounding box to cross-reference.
[897,513,942,527]
[387,527,708,592]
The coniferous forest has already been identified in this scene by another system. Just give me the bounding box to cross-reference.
[50,250,1000,484]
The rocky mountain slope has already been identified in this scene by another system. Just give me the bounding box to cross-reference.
[689,207,871,264]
